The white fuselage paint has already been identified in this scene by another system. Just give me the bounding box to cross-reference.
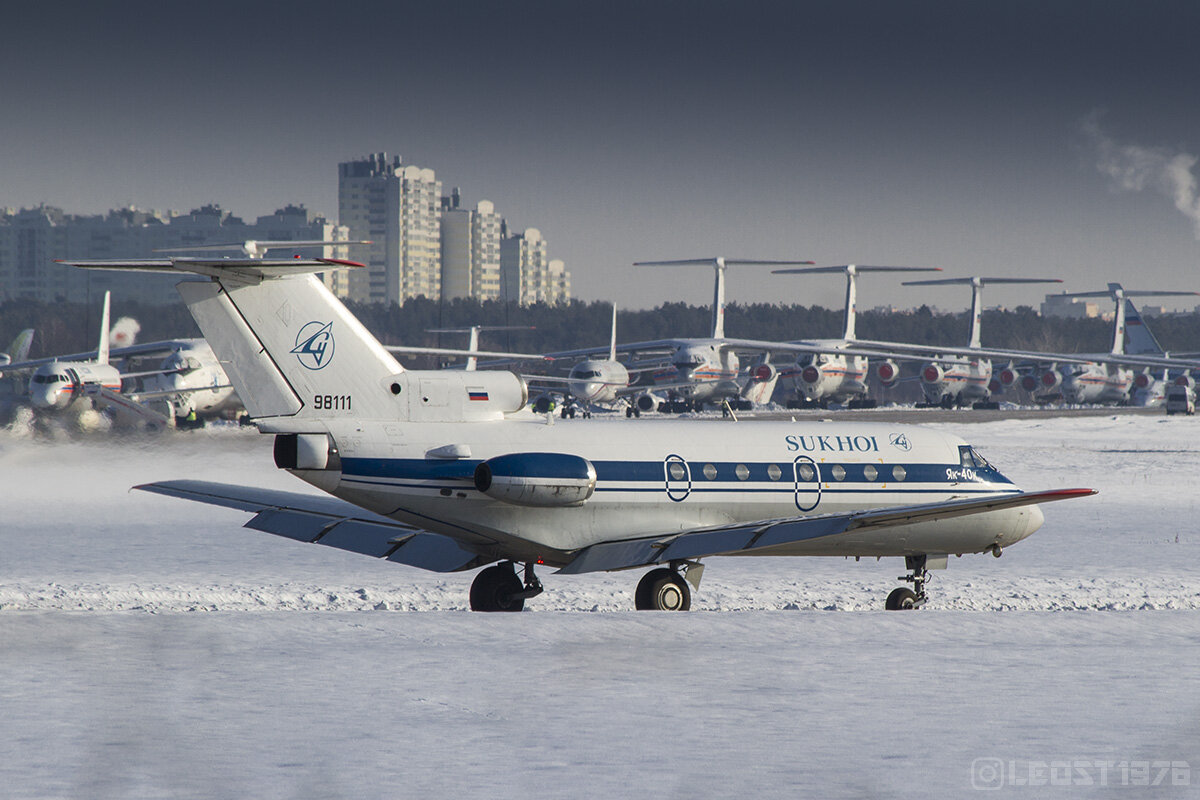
[27,361,121,410]
[920,356,995,405]
[784,346,869,404]
[566,359,630,409]
[292,416,1041,566]
[137,340,238,418]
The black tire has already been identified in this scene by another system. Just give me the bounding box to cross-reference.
[885,587,918,610]
[470,564,525,612]
[635,568,692,611]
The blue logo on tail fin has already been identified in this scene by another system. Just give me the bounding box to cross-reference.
[292,321,334,370]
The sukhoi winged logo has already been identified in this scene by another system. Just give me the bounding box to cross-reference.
[291,321,334,370]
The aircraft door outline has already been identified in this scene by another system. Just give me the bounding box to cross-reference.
[663,453,692,502]
[793,455,821,511]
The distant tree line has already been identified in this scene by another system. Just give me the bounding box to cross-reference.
[2,296,1197,365]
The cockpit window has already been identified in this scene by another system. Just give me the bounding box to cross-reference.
[958,445,990,469]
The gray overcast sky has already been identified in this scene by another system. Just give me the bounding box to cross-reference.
[4,0,1200,312]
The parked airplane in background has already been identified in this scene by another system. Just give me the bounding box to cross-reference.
[527,258,823,413]
[4,293,239,430]
[128,339,240,424]
[68,254,1095,612]
[891,276,1063,409]
[771,265,941,408]
[1032,284,1199,405]
[386,326,545,371]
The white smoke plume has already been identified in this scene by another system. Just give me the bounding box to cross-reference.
[1082,112,1200,238]
[109,316,141,348]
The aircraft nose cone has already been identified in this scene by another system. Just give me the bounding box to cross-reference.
[1001,502,1044,547]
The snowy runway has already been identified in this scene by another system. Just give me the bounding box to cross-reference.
[2,414,1199,797]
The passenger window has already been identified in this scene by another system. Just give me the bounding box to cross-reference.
[863,464,877,481]
[892,465,907,481]
[829,464,846,481]
[767,464,782,481]
[735,464,749,481]
[703,464,717,480]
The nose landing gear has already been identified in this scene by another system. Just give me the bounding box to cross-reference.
[886,554,931,610]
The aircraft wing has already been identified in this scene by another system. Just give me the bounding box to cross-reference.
[849,337,1200,371]
[386,345,552,362]
[1,339,204,372]
[82,386,174,429]
[557,488,1095,574]
[135,480,492,572]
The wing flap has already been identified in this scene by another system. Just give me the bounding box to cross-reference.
[137,479,489,572]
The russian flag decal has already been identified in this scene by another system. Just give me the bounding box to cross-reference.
[468,389,489,401]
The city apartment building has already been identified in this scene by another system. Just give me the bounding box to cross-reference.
[500,226,571,305]
[338,153,442,304]
[439,189,502,302]
[0,204,347,305]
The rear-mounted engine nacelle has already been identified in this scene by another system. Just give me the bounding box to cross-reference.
[274,433,341,471]
[1174,374,1196,390]
[800,365,822,385]
[474,452,597,507]
[998,365,1019,387]
[876,359,899,387]
[1040,369,1062,390]
[921,364,944,384]
[1133,372,1152,389]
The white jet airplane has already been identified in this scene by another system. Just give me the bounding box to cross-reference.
[6,294,239,429]
[770,265,942,408]
[67,255,1096,612]
[1031,284,1199,405]
[545,258,886,414]
[888,276,1063,409]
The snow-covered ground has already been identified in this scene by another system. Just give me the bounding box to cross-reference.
[2,414,1199,798]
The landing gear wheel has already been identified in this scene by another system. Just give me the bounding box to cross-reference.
[635,568,691,610]
[470,564,525,612]
[886,587,918,610]
[885,554,930,610]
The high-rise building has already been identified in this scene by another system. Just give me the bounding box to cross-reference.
[439,189,503,302]
[338,153,442,304]
[471,200,502,302]
[499,226,571,306]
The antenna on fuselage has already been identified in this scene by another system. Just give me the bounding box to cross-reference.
[634,258,815,339]
[772,265,941,341]
[901,276,1062,348]
[1053,284,1199,355]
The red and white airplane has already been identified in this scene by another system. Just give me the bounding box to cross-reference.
[770,265,942,408]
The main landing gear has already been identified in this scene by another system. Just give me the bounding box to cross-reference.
[635,562,701,610]
[886,554,930,610]
[469,561,544,612]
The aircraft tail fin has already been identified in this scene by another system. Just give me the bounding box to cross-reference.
[1123,298,1166,356]
[3,328,34,363]
[175,270,404,422]
[67,259,404,422]
[609,303,618,362]
[96,292,112,365]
